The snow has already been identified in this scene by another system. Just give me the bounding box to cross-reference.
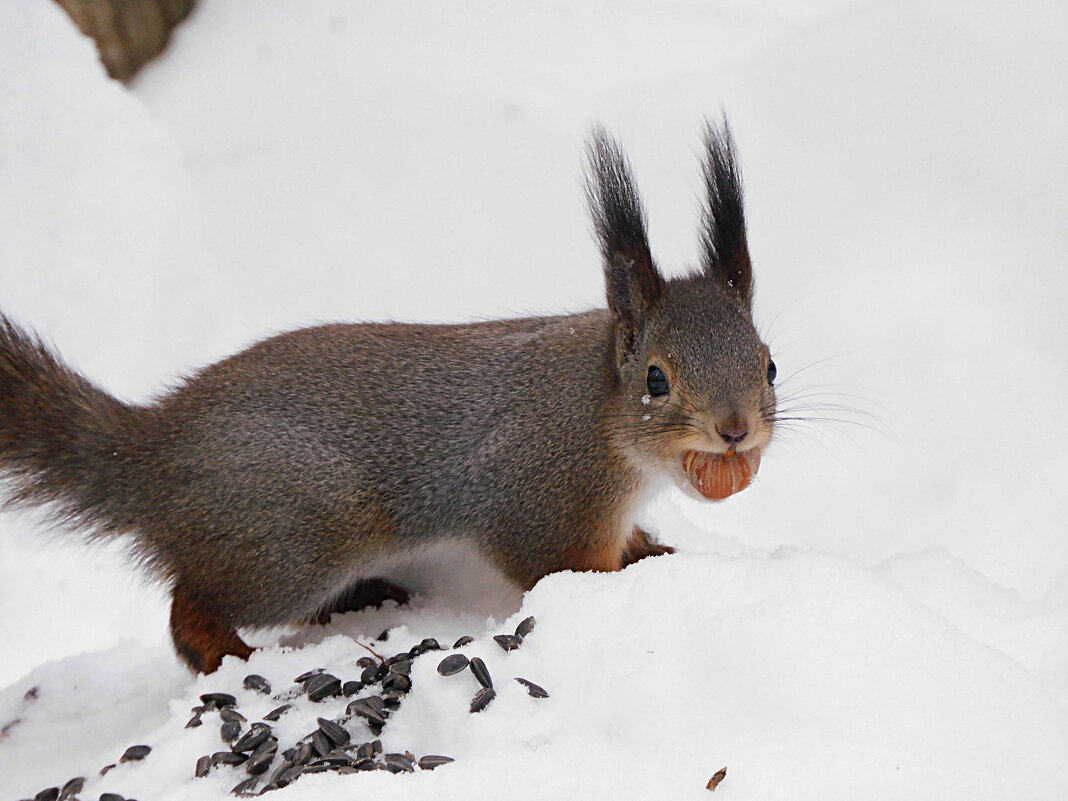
[1,0,1067,798]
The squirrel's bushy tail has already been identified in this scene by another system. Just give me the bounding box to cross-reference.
[0,314,149,539]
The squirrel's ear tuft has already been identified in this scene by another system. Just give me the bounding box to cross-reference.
[586,127,665,358]
[699,118,753,308]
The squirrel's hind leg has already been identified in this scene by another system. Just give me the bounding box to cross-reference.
[308,577,411,626]
[619,526,676,568]
[170,583,254,674]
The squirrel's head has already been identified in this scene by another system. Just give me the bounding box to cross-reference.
[587,120,775,502]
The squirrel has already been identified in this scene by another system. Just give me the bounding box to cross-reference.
[0,120,776,674]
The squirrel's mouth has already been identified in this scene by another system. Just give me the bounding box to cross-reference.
[681,448,762,501]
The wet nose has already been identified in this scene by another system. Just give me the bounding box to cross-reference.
[715,415,749,447]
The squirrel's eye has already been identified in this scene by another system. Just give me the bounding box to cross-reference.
[647,365,670,397]
[767,359,777,385]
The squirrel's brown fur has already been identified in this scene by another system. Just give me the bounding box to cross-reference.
[0,121,776,673]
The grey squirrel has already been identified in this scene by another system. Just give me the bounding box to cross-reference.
[0,121,776,673]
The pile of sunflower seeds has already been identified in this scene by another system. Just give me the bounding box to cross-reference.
[191,616,547,795]
[19,617,548,799]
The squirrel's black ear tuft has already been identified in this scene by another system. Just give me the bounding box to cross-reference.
[699,118,753,308]
[586,127,665,359]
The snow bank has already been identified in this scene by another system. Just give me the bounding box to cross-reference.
[1,0,1066,798]
[4,549,1067,800]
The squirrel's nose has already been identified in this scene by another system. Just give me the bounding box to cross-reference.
[715,415,749,447]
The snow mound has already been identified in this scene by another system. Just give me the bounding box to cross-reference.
[3,550,1067,800]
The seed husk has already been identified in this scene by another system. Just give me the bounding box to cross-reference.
[515,616,536,637]
[59,777,85,800]
[263,704,292,722]
[293,668,324,684]
[230,776,259,795]
[493,634,523,652]
[436,653,469,676]
[469,686,496,713]
[469,657,493,689]
[33,789,59,801]
[99,793,125,801]
[452,635,474,648]
[515,677,550,698]
[195,755,212,777]
[706,766,728,791]
[99,763,116,776]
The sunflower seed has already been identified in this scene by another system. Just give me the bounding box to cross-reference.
[346,696,387,726]
[120,744,151,763]
[33,789,58,801]
[437,653,469,676]
[311,730,332,758]
[469,657,493,689]
[470,686,496,713]
[245,738,278,775]
[383,753,415,773]
[382,672,411,693]
[515,616,536,637]
[242,674,271,695]
[452,635,474,648]
[200,692,237,708]
[316,717,350,747]
[212,751,249,766]
[99,793,125,801]
[304,673,342,702]
[293,741,315,765]
[220,708,247,724]
[195,755,212,777]
[360,663,387,685]
[220,721,241,743]
[417,754,455,770]
[232,723,271,753]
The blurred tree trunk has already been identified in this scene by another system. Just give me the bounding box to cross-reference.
[53,0,195,81]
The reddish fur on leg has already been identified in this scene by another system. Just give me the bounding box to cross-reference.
[620,526,676,568]
[170,584,253,674]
